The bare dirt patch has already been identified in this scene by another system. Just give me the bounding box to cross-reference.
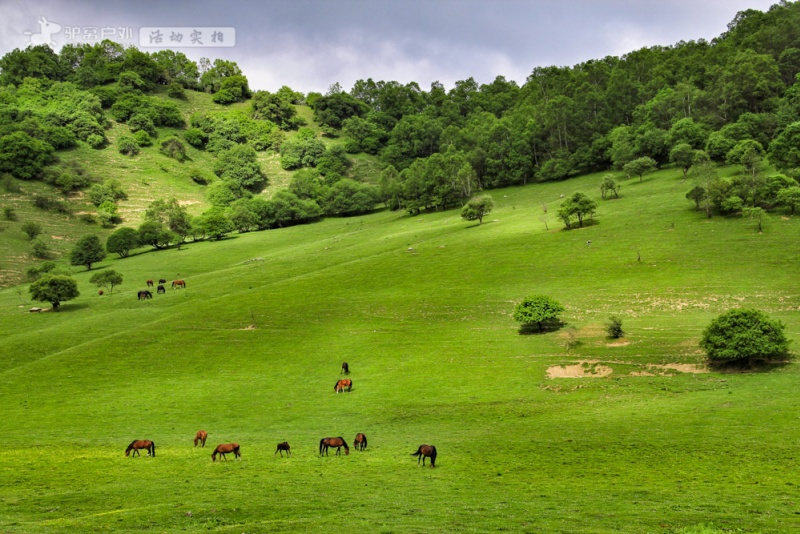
[547,362,613,378]
[606,340,630,347]
[239,324,256,330]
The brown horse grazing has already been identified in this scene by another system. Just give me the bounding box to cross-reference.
[275,442,291,457]
[157,284,166,294]
[194,430,208,447]
[211,443,240,461]
[158,278,167,284]
[125,440,155,457]
[334,379,352,393]
[319,437,349,456]
[138,290,153,300]
[412,444,437,467]
[146,279,154,287]
[354,433,367,451]
[172,280,186,289]
[341,361,349,374]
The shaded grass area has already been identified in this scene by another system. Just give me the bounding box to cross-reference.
[1,167,799,532]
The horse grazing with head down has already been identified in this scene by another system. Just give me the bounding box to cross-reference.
[412,444,437,467]
[125,440,155,457]
[275,442,291,457]
[354,433,367,451]
[138,290,153,300]
[319,437,349,456]
[157,284,166,294]
[158,278,167,284]
[334,379,352,393]
[194,430,208,447]
[211,443,240,461]
[146,279,154,287]
[172,280,186,289]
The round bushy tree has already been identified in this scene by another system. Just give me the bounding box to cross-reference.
[69,234,107,270]
[460,195,494,224]
[89,269,123,294]
[700,309,791,367]
[513,295,565,332]
[106,227,140,257]
[29,274,80,311]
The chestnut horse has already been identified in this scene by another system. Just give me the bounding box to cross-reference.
[354,433,367,451]
[319,437,349,456]
[211,443,240,461]
[125,440,155,457]
[172,280,186,289]
[341,361,349,374]
[334,379,352,393]
[194,430,208,447]
[275,442,291,457]
[412,444,437,467]
[146,279,154,287]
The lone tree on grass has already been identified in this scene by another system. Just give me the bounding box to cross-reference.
[69,234,107,270]
[700,309,791,368]
[29,274,80,311]
[605,316,624,339]
[558,192,597,228]
[106,227,140,258]
[89,269,123,294]
[513,295,565,332]
[623,156,657,182]
[460,195,494,224]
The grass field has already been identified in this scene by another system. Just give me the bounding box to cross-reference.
[1,166,799,533]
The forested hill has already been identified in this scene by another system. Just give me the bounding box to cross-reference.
[2,1,800,285]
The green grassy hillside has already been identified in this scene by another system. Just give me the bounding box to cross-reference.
[1,165,798,532]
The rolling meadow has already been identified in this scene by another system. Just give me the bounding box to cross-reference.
[1,165,799,533]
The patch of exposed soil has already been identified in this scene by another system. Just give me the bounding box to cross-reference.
[547,362,613,378]
[239,324,256,330]
[606,340,630,347]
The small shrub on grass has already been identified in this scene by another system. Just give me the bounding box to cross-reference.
[160,137,187,161]
[31,238,51,259]
[118,135,140,156]
[167,82,186,99]
[605,316,624,339]
[3,206,17,220]
[26,260,57,281]
[22,221,43,240]
[134,130,154,147]
[33,194,70,214]
[1,173,22,192]
[86,134,105,149]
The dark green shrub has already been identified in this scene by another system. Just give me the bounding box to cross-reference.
[700,309,791,367]
[118,135,140,156]
[605,316,624,339]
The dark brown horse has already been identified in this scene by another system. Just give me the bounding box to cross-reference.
[157,284,166,294]
[412,444,437,467]
[158,278,167,284]
[172,280,186,289]
[138,290,152,300]
[275,442,291,457]
[211,443,240,461]
[194,430,208,447]
[125,440,155,457]
[334,378,352,393]
[146,279,154,287]
[319,437,349,456]
[354,433,367,451]
[341,361,349,374]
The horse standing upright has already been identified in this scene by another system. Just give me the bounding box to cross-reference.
[275,442,291,457]
[354,433,368,451]
[341,362,349,374]
[125,440,156,457]
[334,379,352,393]
[194,430,208,447]
[319,437,349,456]
[412,444,437,467]
[211,443,240,461]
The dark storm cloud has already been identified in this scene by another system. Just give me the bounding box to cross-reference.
[0,0,781,93]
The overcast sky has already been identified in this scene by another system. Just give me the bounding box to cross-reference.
[0,0,781,94]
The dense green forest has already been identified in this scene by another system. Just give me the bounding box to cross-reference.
[2,1,800,257]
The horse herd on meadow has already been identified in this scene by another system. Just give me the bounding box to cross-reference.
[125,361,437,467]
[137,278,186,300]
